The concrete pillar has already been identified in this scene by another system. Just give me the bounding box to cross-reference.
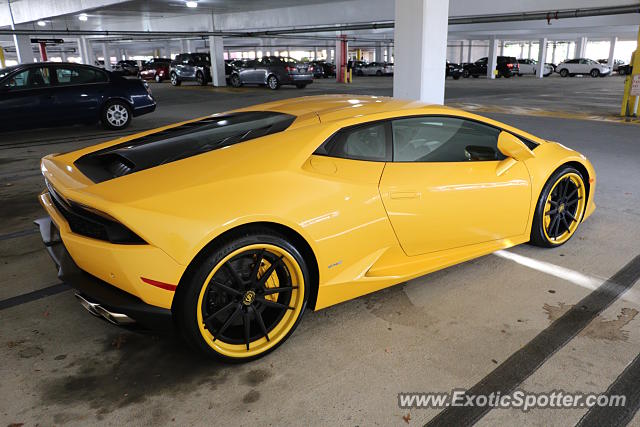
[78,37,91,65]
[536,37,548,78]
[487,37,498,79]
[499,41,505,56]
[208,36,226,86]
[61,50,67,62]
[607,37,617,67]
[186,39,193,53]
[575,36,587,58]
[459,40,464,63]
[375,42,383,62]
[527,42,532,59]
[164,42,172,59]
[181,39,188,53]
[101,44,112,70]
[467,40,472,63]
[313,46,318,60]
[519,43,524,59]
[13,34,35,64]
[551,42,557,64]
[393,0,449,104]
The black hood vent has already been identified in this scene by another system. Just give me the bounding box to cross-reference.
[74,111,295,183]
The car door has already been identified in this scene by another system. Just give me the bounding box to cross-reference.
[0,66,56,128]
[52,65,110,122]
[475,58,488,74]
[180,55,196,79]
[379,115,532,256]
[576,59,590,74]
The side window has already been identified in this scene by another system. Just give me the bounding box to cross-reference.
[55,67,107,85]
[315,122,391,162]
[391,116,504,162]
[6,67,51,89]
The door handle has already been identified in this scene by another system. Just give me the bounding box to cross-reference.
[390,191,421,199]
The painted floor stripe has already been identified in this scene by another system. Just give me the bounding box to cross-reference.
[576,352,640,427]
[0,228,39,242]
[425,255,640,427]
[0,283,69,311]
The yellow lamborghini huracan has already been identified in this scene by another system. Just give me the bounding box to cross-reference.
[37,95,595,361]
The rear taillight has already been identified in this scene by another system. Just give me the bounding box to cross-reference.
[285,66,296,73]
[308,66,314,72]
[507,63,514,68]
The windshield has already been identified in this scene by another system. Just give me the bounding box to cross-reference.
[192,54,210,62]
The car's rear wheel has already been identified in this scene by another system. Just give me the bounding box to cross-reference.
[295,83,307,89]
[590,69,600,78]
[530,166,587,247]
[376,70,383,76]
[170,72,181,86]
[559,68,569,77]
[462,69,470,78]
[196,71,207,86]
[453,74,461,80]
[175,229,310,361]
[101,100,132,130]
[267,75,280,90]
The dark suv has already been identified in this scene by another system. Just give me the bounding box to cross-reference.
[463,56,519,78]
[170,53,211,86]
[228,56,313,90]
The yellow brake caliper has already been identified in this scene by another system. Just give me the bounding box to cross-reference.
[258,259,280,302]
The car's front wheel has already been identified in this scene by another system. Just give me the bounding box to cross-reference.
[174,228,310,361]
[559,68,569,77]
[230,74,242,88]
[590,69,600,78]
[170,72,181,86]
[530,166,587,247]
[196,71,207,86]
[462,69,470,78]
[101,100,132,130]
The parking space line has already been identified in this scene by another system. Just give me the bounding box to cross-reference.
[576,352,640,427]
[0,228,39,241]
[426,254,640,426]
[0,283,69,311]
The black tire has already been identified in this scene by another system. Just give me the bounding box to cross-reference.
[503,72,511,78]
[462,69,470,78]
[174,227,310,362]
[295,84,307,89]
[559,69,569,77]
[590,69,600,78]
[453,74,461,80]
[356,70,363,76]
[196,71,207,86]
[472,74,479,78]
[170,72,181,86]
[376,70,383,76]
[530,166,586,248]
[101,100,132,130]
[230,74,242,88]
[619,68,626,76]
[267,75,280,90]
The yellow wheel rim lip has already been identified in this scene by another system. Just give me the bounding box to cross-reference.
[196,243,305,358]
[542,172,586,245]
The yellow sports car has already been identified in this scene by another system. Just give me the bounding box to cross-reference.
[37,95,595,361]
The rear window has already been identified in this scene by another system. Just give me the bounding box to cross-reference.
[74,111,296,183]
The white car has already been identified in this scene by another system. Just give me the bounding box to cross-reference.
[556,58,611,78]
[360,62,394,76]
[517,59,552,76]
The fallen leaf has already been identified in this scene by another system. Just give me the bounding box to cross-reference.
[402,413,411,423]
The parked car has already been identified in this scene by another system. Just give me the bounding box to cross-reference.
[360,62,394,76]
[170,53,212,86]
[138,58,172,82]
[0,62,155,130]
[516,59,553,77]
[598,59,624,73]
[446,61,463,79]
[114,60,139,76]
[352,60,368,76]
[556,59,611,77]
[618,64,633,75]
[35,94,596,360]
[463,56,520,78]
[310,60,336,78]
[228,56,313,90]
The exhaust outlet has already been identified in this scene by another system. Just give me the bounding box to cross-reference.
[75,293,136,326]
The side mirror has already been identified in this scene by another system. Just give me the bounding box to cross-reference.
[496,131,535,176]
[497,131,535,162]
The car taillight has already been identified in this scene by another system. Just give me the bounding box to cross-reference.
[285,66,296,73]
[507,63,513,68]
[308,66,314,72]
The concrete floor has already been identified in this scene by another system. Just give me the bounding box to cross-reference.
[1,75,639,426]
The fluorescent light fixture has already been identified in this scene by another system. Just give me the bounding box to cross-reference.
[186,1,198,7]
[78,13,88,21]
[37,20,47,27]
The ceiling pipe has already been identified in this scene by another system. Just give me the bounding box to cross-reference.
[0,4,637,38]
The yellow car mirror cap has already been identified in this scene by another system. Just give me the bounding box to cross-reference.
[497,131,535,162]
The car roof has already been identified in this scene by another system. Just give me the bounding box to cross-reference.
[234,95,445,123]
